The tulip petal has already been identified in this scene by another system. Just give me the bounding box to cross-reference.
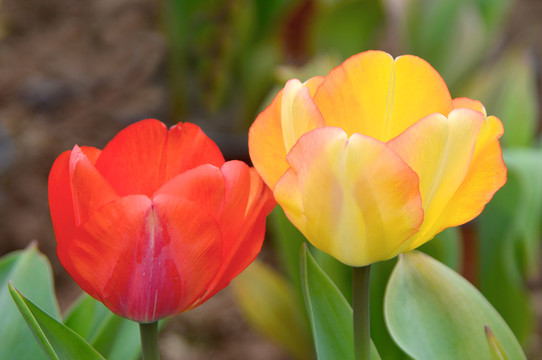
[154,164,225,217]
[274,127,423,266]
[430,116,506,239]
[163,122,225,179]
[313,51,453,142]
[194,162,275,306]
[49,146,102,300]
[96,119,224,197]
[281,79,326,152]
[388,109,484,251]
[60,195,153,310]
[249,77,325,189]
[452,97,487,116]
[70,146,119,225]
[64,194,223,322]
[152,194,223,316]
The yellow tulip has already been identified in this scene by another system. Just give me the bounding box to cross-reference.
[249,50,506,267]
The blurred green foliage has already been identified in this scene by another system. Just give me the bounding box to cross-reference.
[159,0,384,128]
[1,246,147,360]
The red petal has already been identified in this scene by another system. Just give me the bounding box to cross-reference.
[70,146,119,225]
[95,120,225,197]
[49,146,103,299]
[163,122,225,180]
[153,164,224,217]
[65,194,223,322]
[151,194,223,317]
[59,195,152,305]
[193,162,275,306]
[95,119,169,197]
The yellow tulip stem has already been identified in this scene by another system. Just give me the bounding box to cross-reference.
[353,265,371,360]
[139,321,160,360]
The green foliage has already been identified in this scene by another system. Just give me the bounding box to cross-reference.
[64,295,141,360]
[369,228,461,360]
[399,0,512,88]
[385,251,525,360]
[478,149,542,343]
[485,326,510,360]
[9,284,105,360]
[460,49,539,148]
[0,246,145,360]
[301,244,380,360]
[312,0,384,58]
[269,206,307,295]
[231,260,313,360]
[0,244,60,360]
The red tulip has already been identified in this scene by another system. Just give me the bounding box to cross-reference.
[49,119,275,322]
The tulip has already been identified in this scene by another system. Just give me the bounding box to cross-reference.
[249,50,506,267]
[49,119,275,323]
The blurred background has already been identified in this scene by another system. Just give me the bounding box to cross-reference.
[0,0,541,359]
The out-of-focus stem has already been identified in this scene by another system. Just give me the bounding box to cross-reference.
[353,265,371,360]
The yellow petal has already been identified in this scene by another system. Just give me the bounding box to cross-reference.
[274,127,423,266]
[431,115,506,236]
[313,50,453,142]
[452,97,487,116]
[249,77,324,189]
[388,109,485,251]
[281,79,326,152]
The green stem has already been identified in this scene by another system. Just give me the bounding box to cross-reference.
[353,265,371,360]
[139,322,160,360]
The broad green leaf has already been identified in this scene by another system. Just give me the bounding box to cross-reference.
[311,247,352,304]
[385,251,525,360]
[9,283,104,360]
[485,326,510,360]
[301,245,380,360]
[231,260,313,360]
[478,149,542,343]
[64,295,141,360]
[369,228,461,360]
[0,244,60,360]
[369,259,410,360]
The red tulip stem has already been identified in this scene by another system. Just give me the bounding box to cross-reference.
[139,321,160,360]
[353,265,371,360]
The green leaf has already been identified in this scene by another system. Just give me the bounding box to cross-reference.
[385,251,525,360]
[301,244,380,360]
[460,48,538,147]
[9,283,105,360]
[270,206,307,295]
[64,295,141,360]
[485,325,510,360]
[478,148,542,343]
[231,260,313,360]
[0,244,60,360]
[369,259,410,360]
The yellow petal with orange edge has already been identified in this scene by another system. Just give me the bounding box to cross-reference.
[421,115,506,246]
[313,50,453,142]
[452,97,487,116]
[249,77,324,189]
[274,127,423,266]
[388,109,485,251]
